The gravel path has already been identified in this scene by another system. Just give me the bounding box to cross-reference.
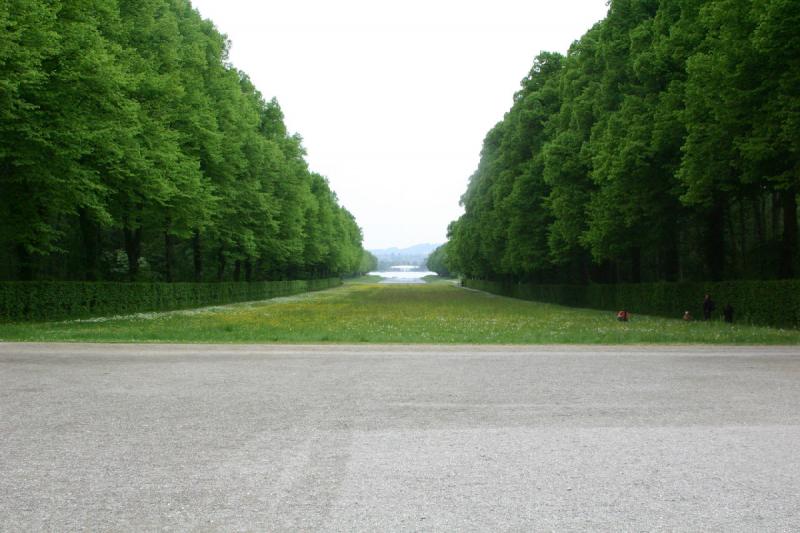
[2,343,799,531]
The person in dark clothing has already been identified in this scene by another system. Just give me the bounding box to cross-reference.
[703,294,715,320]
[723,303,734,323]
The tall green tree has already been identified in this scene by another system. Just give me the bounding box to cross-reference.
[1,0,366,282]
[446,0,799,285]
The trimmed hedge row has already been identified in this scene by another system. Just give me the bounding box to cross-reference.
[0,278,342,322]
[464,279,800,329]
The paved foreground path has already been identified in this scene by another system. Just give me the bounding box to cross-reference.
[2,343,799,531]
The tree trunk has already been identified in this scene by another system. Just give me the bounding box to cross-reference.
[779,186,798,278]
[78,208,98,281]
[705,196,725,281]
[16,243,33,281]
[661,226,680,282]
[772,192,781,242]
[737,197,747,275]
[244,259,252,282]
[123,227,142,281]
[753,194,767,277]
[192,231,203,282]
[753,195,765,243]
[164,231,175,282]
[216,247,226,282]
[233,260,241,282]
[630,246,641,283]
[726,201,740,277]
[255,259,265,281]
[578,256,590,284]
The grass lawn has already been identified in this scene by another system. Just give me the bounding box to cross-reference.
[0,280,798,344]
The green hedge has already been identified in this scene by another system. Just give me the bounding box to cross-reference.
[0,278,342,322]
[464,279,800,329]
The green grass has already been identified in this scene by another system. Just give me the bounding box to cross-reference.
[0,283,798,344]
[343,274,383,284]
[422,274,455,284]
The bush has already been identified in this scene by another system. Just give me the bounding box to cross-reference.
[464,279,800,329]
[0,278,342,322]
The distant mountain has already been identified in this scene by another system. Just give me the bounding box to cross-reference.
[369,243,440,256]
[369,243,441,270]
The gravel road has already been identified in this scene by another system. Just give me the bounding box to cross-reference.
[2,343,799,531]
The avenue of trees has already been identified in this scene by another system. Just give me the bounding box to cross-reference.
[426,244,451,277]
[447,0,799,284]
[0,0,367,282]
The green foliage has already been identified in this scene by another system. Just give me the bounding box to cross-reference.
[357,250,378,275]
[464,279,800,329]
[446,0,800,285]
[344,274,382,284]
[425,244,452,277]
[0,0,366,282]
[0,278,342,322]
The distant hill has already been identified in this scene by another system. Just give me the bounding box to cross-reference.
[370,243,439,256]
[369,243,441,270]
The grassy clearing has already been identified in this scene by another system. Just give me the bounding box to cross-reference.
[343,274,384,284]
[1,282,798,344]
[422,275,456,284]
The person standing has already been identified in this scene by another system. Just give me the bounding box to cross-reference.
[723,303,734,323]
[703,294,715,321]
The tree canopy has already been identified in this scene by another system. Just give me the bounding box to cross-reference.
[426,244,451,277]
[447,0,799,284]
[0,0,367,281]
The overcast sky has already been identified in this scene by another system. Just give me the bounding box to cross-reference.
[190,0,609,250]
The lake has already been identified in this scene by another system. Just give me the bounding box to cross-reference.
[369,270,437,284]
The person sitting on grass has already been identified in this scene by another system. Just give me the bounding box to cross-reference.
[683,310,692,321]
[617,310,629,322]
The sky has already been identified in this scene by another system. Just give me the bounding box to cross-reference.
[189,0,610,250]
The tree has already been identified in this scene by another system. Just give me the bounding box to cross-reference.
[426,244,452,277]
[0,0,366,282]
[444,0,799,285]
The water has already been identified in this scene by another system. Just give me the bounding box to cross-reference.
[369,270,437,284]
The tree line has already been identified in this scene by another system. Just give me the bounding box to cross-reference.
[425,245,451,277]
[1,0,371,282]
[446,0,799,284]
